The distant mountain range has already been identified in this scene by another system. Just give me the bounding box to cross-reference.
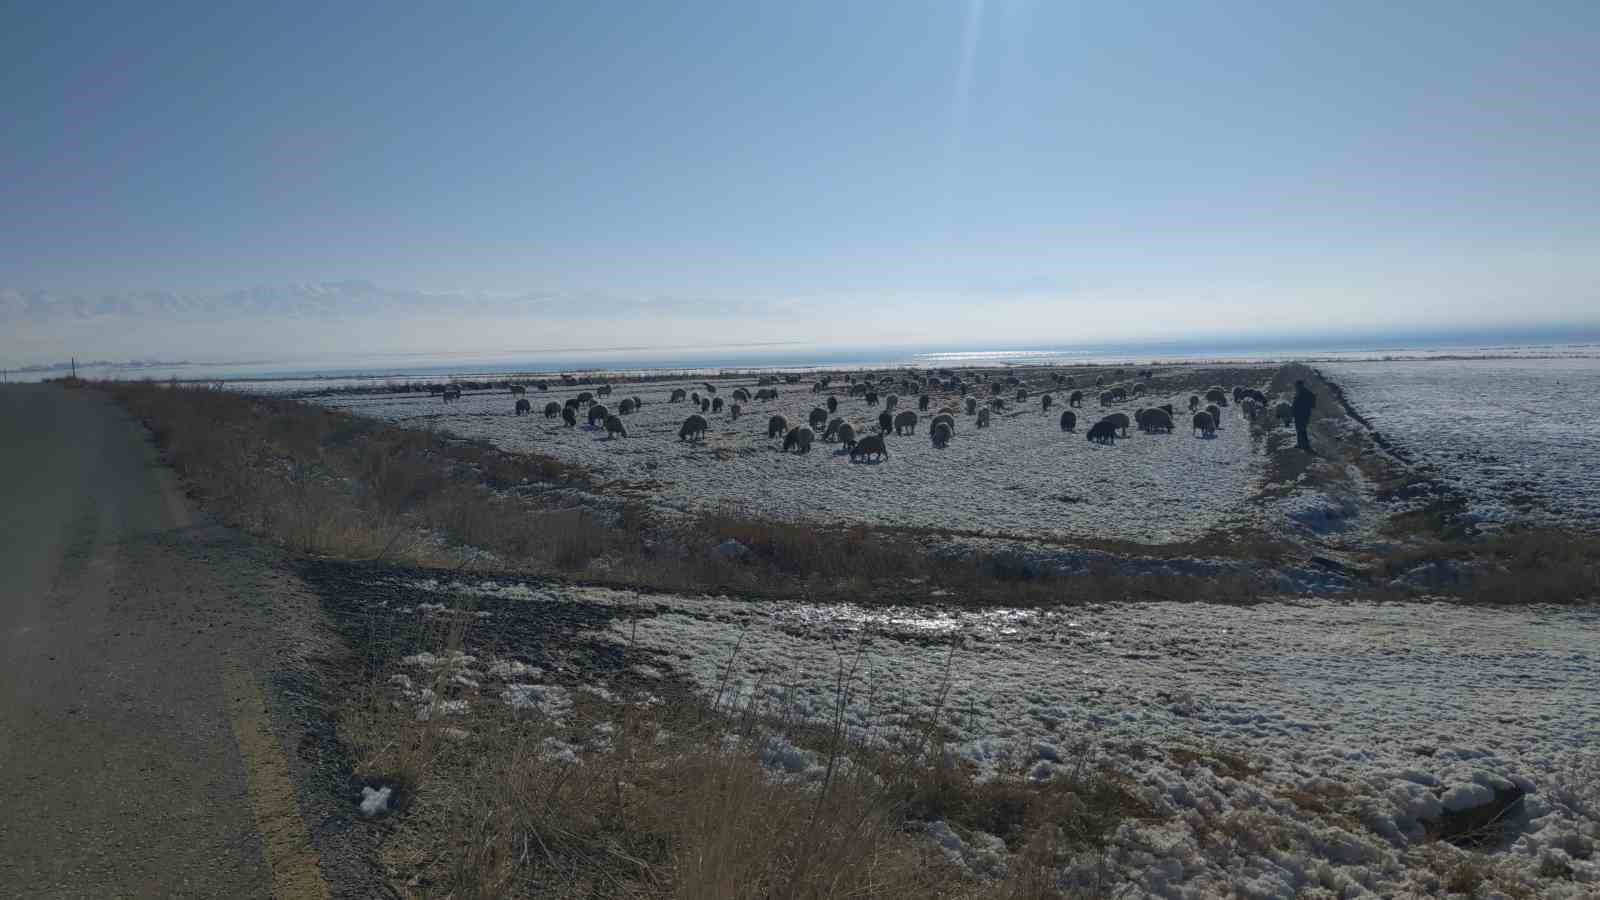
[0,281,746,322]
[0,281,529,322]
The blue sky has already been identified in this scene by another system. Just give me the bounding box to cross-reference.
[3,1,1597,362]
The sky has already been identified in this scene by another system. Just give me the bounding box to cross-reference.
[3,1,1597,366]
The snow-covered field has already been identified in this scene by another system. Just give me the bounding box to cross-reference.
[395,576,1600,897]
[315,369,1278,543]
[1322,357,1600,530]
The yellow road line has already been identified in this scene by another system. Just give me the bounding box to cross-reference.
[223,659,332,900]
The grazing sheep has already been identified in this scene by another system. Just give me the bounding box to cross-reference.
[1105,412,1131,436]
[1275,402,1294,426]
[991,397,1006,411]
[671,388,687,402]
[767,415,788,438]
[597,385,612,397]
[850,383,868,396]
[578,391,594,406]
[1232,386,1246,404]
[691,391,701,405]
[543,401,561,418]
[1110,387,1128,402]
[931,422,952,447]
[894,410,918,435]
[877,411,894,433]
[1131,384,1145,397]
[703,382,717,394]
[850,434,888,462]
[1069,390,1084,407]
[1206,404,1223,429]
[1059,410,1077,432]
[866,391,878,406]
[1159,403,1174,417]
[885,394,899,410]
[824,417,844,441]
[712,397,724,413]
[931,413,955,435]
[561,407,577,427]
[1016,389,1029,402]
[1095,376,1104,386]
[1205,387,1228,406]
[603,414,627,439]
[1193,412,1216,437]
[701,398,711,413]
[827,396,838,413]
[732,388,750,402]
[1041,394,1053,412]
[1099,391,1116,408]
[727,402,742,421]
[511,385,526,395]
[618,398,636,414]
[977,408,992,428]
[632,395,643,409]
[965,397,978,415]
[757,388,778,401]
[837,422,857,450]
[782,426,814,453]
[808,407,829,430]
[514,398,531,416]
[1141,409,1175,434]
[812,381,824,393]
[1241,388,1268,405]
[565,397,582,412]
[1189,395,1201,412]
[679,414,709,442]
[918,394,930,411]
[1087,419,1118,444]
[588,404,610,426]
[442,388,461,402]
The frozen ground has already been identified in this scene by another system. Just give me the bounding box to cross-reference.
[315,368,1280,543]
[391,575,1600,897]
[1322,358,1600,530]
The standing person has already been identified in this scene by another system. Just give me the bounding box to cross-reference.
[1292,378,1317,452]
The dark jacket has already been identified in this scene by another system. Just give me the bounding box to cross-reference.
[1293,385,1317,419]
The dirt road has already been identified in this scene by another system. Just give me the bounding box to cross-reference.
[0,385,341,899]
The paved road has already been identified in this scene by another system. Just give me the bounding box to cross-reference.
[0,385,329,899]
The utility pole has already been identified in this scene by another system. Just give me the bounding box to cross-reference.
[71,357,77,379]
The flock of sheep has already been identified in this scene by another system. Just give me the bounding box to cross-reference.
[473,368,1301,462]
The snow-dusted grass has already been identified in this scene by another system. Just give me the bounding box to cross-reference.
[392,576,1600,897]
[1322,357,1600,530]
[316,370,1275,543]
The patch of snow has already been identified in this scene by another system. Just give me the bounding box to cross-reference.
[503,683,572,719]
[313,370,1276,543]
[359,786,392,817]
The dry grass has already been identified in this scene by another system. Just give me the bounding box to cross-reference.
[340,643,1154,899]
[1375,526,1600,604]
